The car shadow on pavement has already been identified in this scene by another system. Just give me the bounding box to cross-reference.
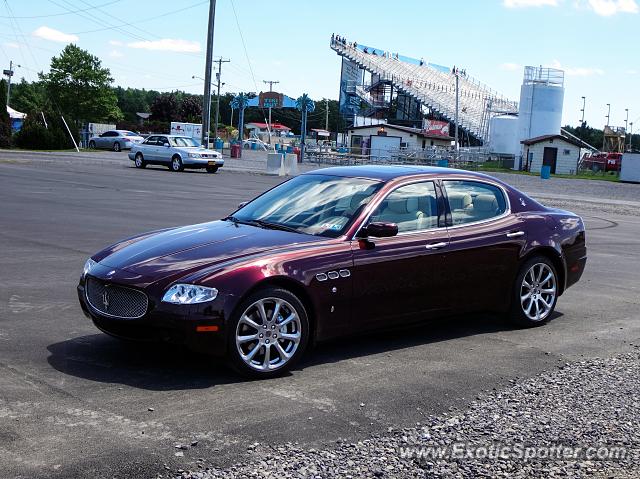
[46,334,241,391]
[302,311,564,369]
[47,311,562,390]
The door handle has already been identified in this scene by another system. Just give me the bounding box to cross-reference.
[425,242,448,250]
[506,231,525,238]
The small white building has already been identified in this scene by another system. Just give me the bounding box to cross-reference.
[348,123,453,155]
[521,134,583,175]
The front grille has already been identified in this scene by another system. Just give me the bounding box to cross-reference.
[85,277,148,319]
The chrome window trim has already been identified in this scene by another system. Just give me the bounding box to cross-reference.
[351,178,445,239]
[441,178,512,230]
[85,277,149,320]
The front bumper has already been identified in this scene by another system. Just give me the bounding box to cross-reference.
[77,270,230,356]
[183,156,225,167]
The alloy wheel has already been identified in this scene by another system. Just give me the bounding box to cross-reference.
[520,263,556,321]
[235,297,302,372]
[172,158,182,171]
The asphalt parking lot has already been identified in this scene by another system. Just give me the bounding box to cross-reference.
[1,152,639,478]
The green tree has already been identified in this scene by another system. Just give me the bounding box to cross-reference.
[179,96,202,123]
[150,92,179,122]
[0,79,12,147]
[9,79,48,114]
[40,44,122,127]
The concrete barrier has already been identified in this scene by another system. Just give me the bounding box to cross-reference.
[283,153,299,176]
[266,153,284,175]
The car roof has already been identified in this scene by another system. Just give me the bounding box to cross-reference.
[304,165,499,182]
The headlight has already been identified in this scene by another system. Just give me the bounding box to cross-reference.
[83,258,97,278]
[188,153,202,158]
[162,284,218,304]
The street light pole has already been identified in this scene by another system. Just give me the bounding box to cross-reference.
[213,58,230,141]
[454,71,459,151]
[201,0,217,148]
[580,96,586,124]
[263,79,279,145]
[4,60,20,107]
[624,108,629,151]
[603,103,610,151]
[630,122,634,152]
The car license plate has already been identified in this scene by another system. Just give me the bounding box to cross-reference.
[208,161,216,166]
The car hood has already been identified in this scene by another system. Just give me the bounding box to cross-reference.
[176,147,220,156]
[97,220,322,280]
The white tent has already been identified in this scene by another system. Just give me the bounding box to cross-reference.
[7,106,26,119]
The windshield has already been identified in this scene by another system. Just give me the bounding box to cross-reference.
[170,137,199,147]
[122,131,138,137]
[231,174,382,237]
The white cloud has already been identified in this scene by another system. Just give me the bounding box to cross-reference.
[503,0,559,7]
[547,59,605,76]
[109,40,124,46]
[500,62,523,71]
[127,38,200,53]
[4,42,20,49]
[587,0,638,15]
[627,69,638,74]
[109,49,123,58]
[32,26,78,43]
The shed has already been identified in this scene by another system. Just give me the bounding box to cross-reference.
[521,134,583,175]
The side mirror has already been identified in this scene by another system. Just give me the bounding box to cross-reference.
[164,143,170,148]
[237,201,248,209]
[359,221,398,238]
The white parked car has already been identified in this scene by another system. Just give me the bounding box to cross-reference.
[128,134,224,173]
[88,130,144,151]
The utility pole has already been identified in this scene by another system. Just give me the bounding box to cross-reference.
[454,71,459,151]
[3,61,20,107]
[213,57,230,141]
[325,99,329,131]
[263,79,279,145]
[624,108,629,150]
[201,0,217,148]
[580,96,586,125]
[630,122,634,152]
[603,103,610,151]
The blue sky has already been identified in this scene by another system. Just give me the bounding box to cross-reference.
[1,0,638,129]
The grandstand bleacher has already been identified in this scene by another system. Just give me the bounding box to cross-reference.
[331,36,519,143]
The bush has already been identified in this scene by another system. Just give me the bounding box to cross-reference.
[14,112,74,150]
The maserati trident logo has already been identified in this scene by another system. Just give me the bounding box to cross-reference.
[101,289,110,311]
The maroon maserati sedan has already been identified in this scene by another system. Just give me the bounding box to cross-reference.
[78,166,586,377]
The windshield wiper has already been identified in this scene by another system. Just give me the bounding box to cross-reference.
[253,219,300,233]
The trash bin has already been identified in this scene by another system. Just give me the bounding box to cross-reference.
[293,147,301,163]
[230,143,241,158]
[251,142,258,150]
[286,145,294,153]
[541,165,551,179]
[437,159,449,168]
[214,139,224,150]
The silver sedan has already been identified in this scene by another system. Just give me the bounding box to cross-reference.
[88,130,144,151]
[128,135,225,173]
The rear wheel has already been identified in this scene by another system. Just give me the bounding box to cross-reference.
[134,153,146,168]
[113,142,121,152]
[227,287,309,378]
[206,165,219,173]
[170,156,183,172]
[509,256,558,327]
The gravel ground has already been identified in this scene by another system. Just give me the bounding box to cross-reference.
[172,352,640,479]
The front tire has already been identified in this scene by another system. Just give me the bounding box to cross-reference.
[509,256,558,327]
[134,153,146,168]
[206,165,219,173]
[170,156,184,172]
[113,142,121,152]
[227,287,309,379]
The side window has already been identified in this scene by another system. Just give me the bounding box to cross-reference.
[158,136,169,145]
[444,180,507,225]
[106,131,117,137]
[370,181,438,233]
[144,136,158,145]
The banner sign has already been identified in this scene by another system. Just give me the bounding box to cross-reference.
[423,119,450,137]
[259,91,284,109]
[339,58,364,115]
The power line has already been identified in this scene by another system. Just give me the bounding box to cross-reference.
[71,1,207,35]
[0,0,121,18]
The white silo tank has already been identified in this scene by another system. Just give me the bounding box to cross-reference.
[516,66,565,155]
[489,114,519,156]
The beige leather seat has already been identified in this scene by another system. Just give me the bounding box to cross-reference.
[470,194,500,221]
